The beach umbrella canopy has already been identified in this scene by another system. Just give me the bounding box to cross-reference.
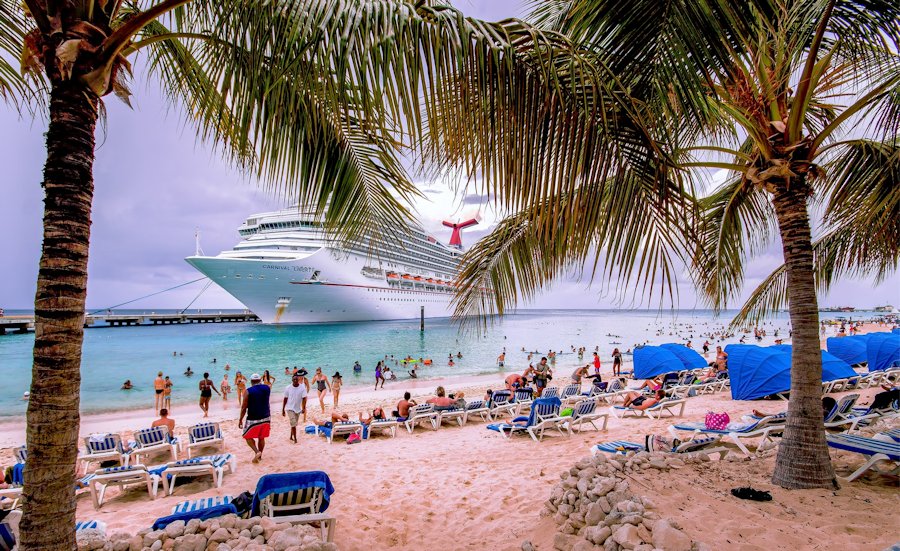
[826,336,869,366]
[770,345,856,381]
[633,346,684,379]
[725,344,791,401]
[892,327,900,335]
[866,332,900,372]
[660,343,708,369]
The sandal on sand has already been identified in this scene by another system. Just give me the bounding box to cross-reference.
[252,453,262,464]
[731,487,772,501]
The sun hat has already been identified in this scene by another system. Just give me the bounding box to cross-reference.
[250,373,261,381]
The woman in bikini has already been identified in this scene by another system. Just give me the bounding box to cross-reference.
[234,371,247,406]
[331,372,343,408]
[622,389,665,410]
[312,367,331,413]
[198,372,221,417]
[262,369,276,387]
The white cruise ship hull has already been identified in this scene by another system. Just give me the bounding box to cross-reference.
[186,249,456,324]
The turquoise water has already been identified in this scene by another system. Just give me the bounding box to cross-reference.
[0,308,864,417]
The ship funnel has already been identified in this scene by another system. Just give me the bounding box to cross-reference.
[442,217,479,249]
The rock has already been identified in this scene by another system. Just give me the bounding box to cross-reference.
[563,476,578,489]
[558,503,575,517]
[585,502,604,526]
[604,536,620,551]
[239,529,251,539]
[579,467,598,479]
[219,516,237,530]
[554,533,576,551]
[250,525,264,539]
[77,528,108,551]
[594,478,616,496]
[215,545,230,551]
[268,530,302,551]
[693,543,713,551]
[598,496,612,514]
[209,529,230,544]
[253,535,265,544]
[613,524,642,550]
[640,497,656,510]
[127,535,143,551]
[651,520,692,551]
[165,521,186,540]
[143,531,166,549]
[586,526,612,545]
[185,520,202,536]
[649,459,668,470]
[161,541,175,551]
[173,534,207,551]
[521,541,536,551]
[112,540,131,551]
[561,522,577,535]
[577,478,590,494]
[636,524,652,544]
[573,540,596,551]
[150,541,163,551]
[668,459,685,469]
[634,545,654,551]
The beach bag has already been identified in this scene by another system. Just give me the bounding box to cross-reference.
[346,433,362,445]
[705,411,730,430]
[230,491,254,517]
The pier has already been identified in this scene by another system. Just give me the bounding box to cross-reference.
[0,312,259,334]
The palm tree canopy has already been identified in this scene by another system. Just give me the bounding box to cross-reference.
[0,0,666,258]
[453,0,899,324]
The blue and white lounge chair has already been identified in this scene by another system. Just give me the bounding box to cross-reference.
[12,447,26,465]
[513,388,535,414]
[130,426,180,464]
[437,407,467,427]
[463,400,490,423]
[0,464,23,509]
[591,440,644,455]
[162,453,236,495]
[83,464,166,509]
[541,387,560,399]
[826,433,900,481]
[486,397,564,442]
[875,428,900,443]
[366,417,400,438]
[562,399,609,433]
[172,495,233,514]
[613,398,686,419]
[487,390,517,419]
[80,433,129,470]
[591,436,727,458]
[75,520,107,533]
[404,404,439,433]
[186,422,225,458]
[594,379,627,404]
[559,384,581,404]
[250,471,336,542]
[669,413,786,456]
[309,421,363,443]
[0,513,105,550]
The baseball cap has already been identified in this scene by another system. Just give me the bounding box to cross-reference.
[250,373,261,381]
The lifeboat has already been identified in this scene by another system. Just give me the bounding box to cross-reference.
[426,278,435,284]
[413,276,423,282]
[401,274,413,280]
[386,272,400,280]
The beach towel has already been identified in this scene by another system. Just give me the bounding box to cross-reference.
[151,503,239,530]
[249,471,335,517]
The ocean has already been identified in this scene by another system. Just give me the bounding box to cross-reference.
[0,308,863,417]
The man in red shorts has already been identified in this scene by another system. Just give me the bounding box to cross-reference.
[239,373,271,463]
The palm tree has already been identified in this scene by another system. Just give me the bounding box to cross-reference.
[0,0,659,547]
[454,0,899,490]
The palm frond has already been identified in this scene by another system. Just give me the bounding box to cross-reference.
[0,0,45,109]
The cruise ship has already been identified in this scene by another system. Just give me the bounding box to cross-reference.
[185,208,481,323]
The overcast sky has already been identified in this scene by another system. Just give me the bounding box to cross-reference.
[1,1,897,312]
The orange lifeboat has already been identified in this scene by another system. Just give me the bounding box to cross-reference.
[413,276,423,282]
[386,272,400,280]
[401,274,413,280]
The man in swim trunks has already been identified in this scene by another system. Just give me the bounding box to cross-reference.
[154,372,165,412]
[505,373,526,393]
[533,357,552,397]
[239,373,271,463]
[394,392,416,418]
[282,373,309,443]
[198,372,220,417]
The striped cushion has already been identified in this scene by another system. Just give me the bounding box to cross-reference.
[594,441,644,455]
[574,401,596,417]
[171,454,231,469]
[542,388,559,398]
[270,486,323,513]
[561,385,580,398]
[13,446,27,464]
[677,437,719,453]
[189,423,221,443]
[134,427,177,447]
[466,401,485,410]
[880,429,900,443]
[75,520,102,531]
[827,433,900,461]
[172,495,232,514]
[87,434,122,453]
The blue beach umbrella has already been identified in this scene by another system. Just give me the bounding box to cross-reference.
[633,346,684,379]
[770,345,856,381]
[892,327,899,335]
[725,344,791,401]
[660,343,708,370]
[866,332,900,372]
[826,336,869,366]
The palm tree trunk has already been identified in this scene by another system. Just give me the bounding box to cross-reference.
[769,180,837,490]
[20,80,99,550]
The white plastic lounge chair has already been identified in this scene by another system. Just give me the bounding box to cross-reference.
[591,436,727,459]
[826,433,900,482]
[541,387,560,399]
[563,400,609,433]
[437,407,467,427]
[367,418,399,438]
[318,422,363,443]
[129,426,180,464]
[75,520,107,533]
[79,433,129,470]
[875,429,900,443]
[463,400,491,423]
[253,472,336,542]
[669,414,786,456]
[594,379,627,404]
[0,464,23,510]
[822,394,875,430]
[487,391,517,420]
[486,397,564,442]
[559,384,581,403]
[186,422,225,458]
[513,389,535,414]
[83,464,165,509]
[163,453,236,495]
[172,495,232,514]
[404,404,439,433]
[613,398,686,419]
[12,447,26,465]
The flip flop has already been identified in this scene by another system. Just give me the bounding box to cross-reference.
[731,487,772,501]
[252,453,262,464]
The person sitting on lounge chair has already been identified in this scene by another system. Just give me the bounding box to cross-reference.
[622,389,665,410]
[636,376,664,392]
[753,396,836,420]
[312,411,351,428]
[426,386,457,410]
[359,407,387,425]
[393,392,416,418]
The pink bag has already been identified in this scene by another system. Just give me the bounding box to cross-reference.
[705,411,730,430]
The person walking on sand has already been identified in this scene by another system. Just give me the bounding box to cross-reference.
[235,371,247,406]
[153,371,165,412]
[312,367,331,413]
[239,373,270,463]
[592,352,602,376]
[374,361,386,390]
[198,372,220,417]
[282,372,309,443]
[611,348,622,377]
[331,372,343,408]
[220,373,231,401]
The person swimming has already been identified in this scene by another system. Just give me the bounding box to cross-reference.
[121,380,133,390]
[184,366,194,376]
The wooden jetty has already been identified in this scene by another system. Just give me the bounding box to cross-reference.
[0,312,259,334]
